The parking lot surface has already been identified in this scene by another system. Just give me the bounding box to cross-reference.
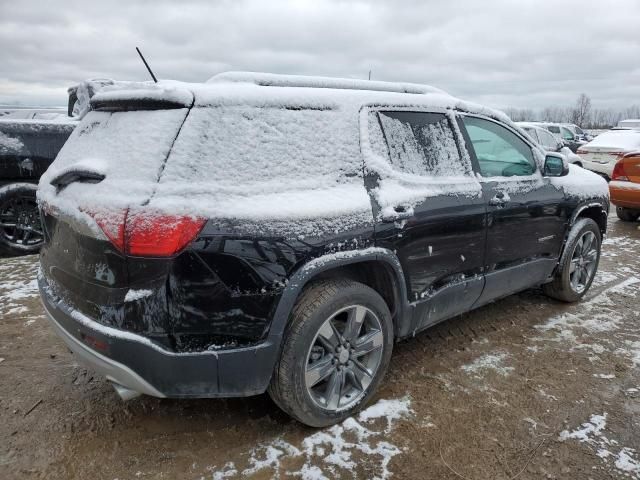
[1,215,639,479]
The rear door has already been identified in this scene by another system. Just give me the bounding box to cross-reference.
[364,109,486,334]
[458,115,567,304]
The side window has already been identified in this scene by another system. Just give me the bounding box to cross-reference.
[561,127,574,141]
[377,111,469,177]
[547,125,561,134]
[539,129,559,150]
[461,116,536,177]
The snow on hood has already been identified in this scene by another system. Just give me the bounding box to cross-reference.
[549,164,609,200]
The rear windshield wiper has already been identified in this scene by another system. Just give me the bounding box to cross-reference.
[50,170,105,193]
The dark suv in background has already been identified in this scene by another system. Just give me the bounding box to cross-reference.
[38,73,609,426]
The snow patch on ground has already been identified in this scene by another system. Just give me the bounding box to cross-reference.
[461,352,514,378]
[0,255,40,316]
[560,413,640,477]
[206,397,412,479]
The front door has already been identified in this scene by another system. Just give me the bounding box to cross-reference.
[364,109,487,334]
[458,115,567,304]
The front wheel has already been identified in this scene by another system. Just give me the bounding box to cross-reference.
[269,279,394,427]
[543,218,601,302]
[616,207,640,222]
[0,183,45,256]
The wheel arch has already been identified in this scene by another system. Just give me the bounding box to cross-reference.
[571,202,608,236]
[268,249,410,342]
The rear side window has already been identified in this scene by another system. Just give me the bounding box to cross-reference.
[377,111,468,177]
[462,116,536,177]
[547,125,560,134]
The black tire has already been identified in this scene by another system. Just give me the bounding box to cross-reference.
[268,279,394,427]
[616,206,640,222]
[0,183,44,256]
[542,218,601,303]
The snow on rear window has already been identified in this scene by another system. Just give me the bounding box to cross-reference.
[38,109,188,211]
[378,111,468,177]
[362,108,480,213]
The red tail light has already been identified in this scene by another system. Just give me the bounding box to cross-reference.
[576,149,587,155]
[611,161,629,181]
[86,208,205,257]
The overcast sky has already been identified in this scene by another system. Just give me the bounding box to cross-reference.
[1,0,639,111]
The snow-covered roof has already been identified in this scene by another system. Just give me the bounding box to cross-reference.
[207,71,446,95]
[87,72,511,125]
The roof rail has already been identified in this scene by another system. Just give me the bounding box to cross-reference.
[207,71,445,95]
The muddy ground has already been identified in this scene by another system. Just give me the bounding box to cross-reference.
[1,215,639,480]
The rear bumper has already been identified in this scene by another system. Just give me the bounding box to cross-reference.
[39,276,280,398]
[582,159,614,177]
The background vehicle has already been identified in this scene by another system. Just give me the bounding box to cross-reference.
[0,81,102,255]
[0,119,75,255]
[517,122,584,166]
[38,73,609,427]
[609,152,640,221]
[577,129,640,179]
[617,119,640,129]
[541,122,586,152]
[562,123,592,142]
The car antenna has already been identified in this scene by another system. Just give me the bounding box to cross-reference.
[136,47,158,83]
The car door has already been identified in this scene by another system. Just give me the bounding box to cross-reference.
[364,109,486,334]
[457,114,567,305]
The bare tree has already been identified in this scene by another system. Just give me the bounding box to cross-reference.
[503,107,535,122]
[569,93,591,127]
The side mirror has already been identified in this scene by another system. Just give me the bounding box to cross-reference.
[544,153,569,177]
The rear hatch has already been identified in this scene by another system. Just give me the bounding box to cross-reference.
[38,87,196,348]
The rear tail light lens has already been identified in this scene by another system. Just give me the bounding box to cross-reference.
[86,208,205,257]
[611,161,629,181]
[576,149,587,155]
[126,212,206,256]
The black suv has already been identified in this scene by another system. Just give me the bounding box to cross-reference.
[38,73,610,427]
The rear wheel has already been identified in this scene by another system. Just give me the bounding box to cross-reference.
[542,218,601,302]
[269,279,393,427]
[616,207,640,222]
[0,183,44,256]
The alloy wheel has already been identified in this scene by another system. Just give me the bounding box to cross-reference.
[0,194,44,249]
[569,231,598,293]
[305,305,384,412]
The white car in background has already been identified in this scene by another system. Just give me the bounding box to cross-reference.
[577,128,640,178]
[517,122,584,166]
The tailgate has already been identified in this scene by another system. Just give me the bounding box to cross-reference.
[38,102,191,342]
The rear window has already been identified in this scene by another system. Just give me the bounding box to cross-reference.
[375,111,469,177]
[39,108,189,209]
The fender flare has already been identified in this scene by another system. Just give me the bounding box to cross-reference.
[267,247,409,342]
[569,201,608,225]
